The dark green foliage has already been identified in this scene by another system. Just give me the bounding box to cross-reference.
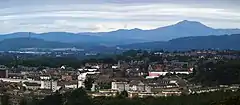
[65,88,92,105]
[116,91,128,98]
[84,77,94,91]
[119,34,240,50]
[0,38,77,51]
[193,60,240,86]
[32,97,40,105]
[40,92,63,105]
[98,83,111,89]
[5,89,239,105]
[211,92,240,105]
[1,94,9,105]
[91,91,240,105]
[19,98,28,105]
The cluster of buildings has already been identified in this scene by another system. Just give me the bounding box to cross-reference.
[0,50,240,105]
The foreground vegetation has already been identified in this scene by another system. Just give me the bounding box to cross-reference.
[4,88,237,105]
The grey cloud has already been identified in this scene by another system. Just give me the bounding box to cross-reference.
[0,0,239,33]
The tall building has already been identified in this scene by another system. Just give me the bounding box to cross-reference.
[0,65,8,78]
[40,80,58,92]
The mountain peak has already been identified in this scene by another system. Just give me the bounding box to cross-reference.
[176,20,204,25]
[172,20,212,30]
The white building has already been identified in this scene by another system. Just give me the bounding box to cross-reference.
[112,66,119,69]
[40,75,51,80]
[40,80,58,92]
[147,71,192,78]
[65,84,78,89]
[61,66,66,69]
[0,78,40,83]
[78,80,85,88]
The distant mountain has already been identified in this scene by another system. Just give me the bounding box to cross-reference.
[0,32,144,45]
[94,20,240,41]
[118,34,240,50]
[1,34,240,51]
[0,32,104,43]
[0,38,78,51]
[0,20,240,45]
[0,38,116,52]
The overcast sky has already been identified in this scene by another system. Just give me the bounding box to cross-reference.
[0,0,239,33]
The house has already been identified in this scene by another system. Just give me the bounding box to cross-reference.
[40,80,58,92]
[145,79,179,93]
[23,82,41,90]
[111,82,130,92]
[58,81,78,89]
[148,64,164,72]
[61,75,72,81]
[147,71,192,78]
[170,60,189,67]
[128,91,139,98]
[91,89,118,98]
[129,80,151,92]
[40,75,51,80]
[0,65,8,78]
[137,92,164,98]
[162,91,182,96]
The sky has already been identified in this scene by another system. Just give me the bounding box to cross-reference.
[0,0,239,34]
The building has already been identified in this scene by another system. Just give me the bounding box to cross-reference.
[146,71,192,78]
[111,82,130,92]
[40,75,51,80]
[129,80,150,92]
[61,75,72,81]
[40,80,58,92]
[23,82,41,90]
[78,80,85,88]
[0,65,8,78]
[91,89,118,98]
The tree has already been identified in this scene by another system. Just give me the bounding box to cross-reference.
[120,90,128,98]
[84,77,94,91]
[20,98,27,105]
[39,92,63,105]
[1,94,9,105]
[65,88,93,105]
[116,90,128,98]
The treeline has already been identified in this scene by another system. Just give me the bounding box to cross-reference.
[0,56,118,69]
[192,59,240,86]
[8,88,240,105]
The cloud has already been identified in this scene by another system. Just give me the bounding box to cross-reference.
[0,0,239,34]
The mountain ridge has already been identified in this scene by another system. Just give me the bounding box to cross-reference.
[118,34,240,50]
[1,34,240,51]
[0,20,239,45]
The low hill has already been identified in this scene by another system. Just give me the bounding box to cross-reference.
[0,38,78,51]
[118,34,240,50]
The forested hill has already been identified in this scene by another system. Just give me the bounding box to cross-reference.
[119,34,240,50]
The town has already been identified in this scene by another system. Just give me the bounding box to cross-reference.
[0,49,240,105]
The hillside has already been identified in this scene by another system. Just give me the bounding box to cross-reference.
[0,38,78,50]
[118,34,240,50]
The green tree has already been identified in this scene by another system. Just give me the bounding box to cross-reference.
[84,77,94,91]
[116,90,128,98]
[1,94,9,105]
[65,88,92,105]
[40,92,63,105]
[19,98,27,105]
